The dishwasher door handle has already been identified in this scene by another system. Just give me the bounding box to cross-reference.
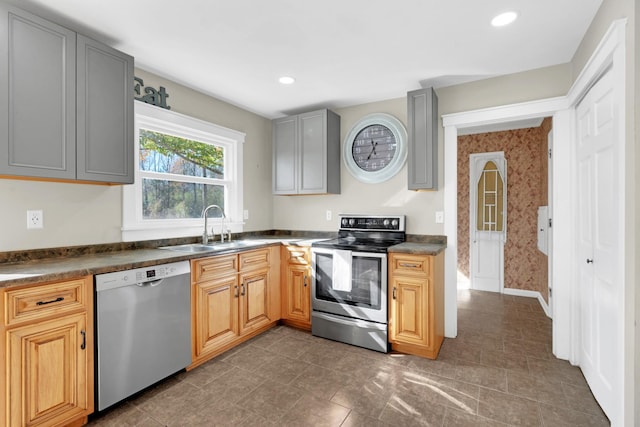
[136,279,163,287]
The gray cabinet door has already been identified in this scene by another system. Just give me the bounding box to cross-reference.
[76,35,134,183]
[407,88,438,190]
[0,5,76,179]
[298,109,341,194]
[272,115,297,194]
[298,110,326,193]
[272,109,340,195]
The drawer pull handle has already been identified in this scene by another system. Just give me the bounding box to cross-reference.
[399,263,420,268]
[392,287,397,300]
[80,330,86,350]
[36,296,64,306]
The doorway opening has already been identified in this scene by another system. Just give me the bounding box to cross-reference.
[455,119,552,309]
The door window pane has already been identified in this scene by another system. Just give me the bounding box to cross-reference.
[476,161,505,231]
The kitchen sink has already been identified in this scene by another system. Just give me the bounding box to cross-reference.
[159,240,259,253]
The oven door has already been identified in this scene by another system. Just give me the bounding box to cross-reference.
[311,247,387,324]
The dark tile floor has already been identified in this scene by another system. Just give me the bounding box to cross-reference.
[88,290,610,426]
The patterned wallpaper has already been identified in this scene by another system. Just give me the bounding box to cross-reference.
[457,120,550,301]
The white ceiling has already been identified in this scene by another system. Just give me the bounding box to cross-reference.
[12,0,603,119]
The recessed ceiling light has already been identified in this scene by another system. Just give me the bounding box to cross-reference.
[279,76,296,85]
[491,11,518,27]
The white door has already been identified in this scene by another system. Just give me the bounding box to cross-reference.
[547,130,553,317]
[470,152,506,293]
[576,68,620,421]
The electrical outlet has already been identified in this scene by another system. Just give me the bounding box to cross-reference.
[435,211,444,224]
[27,210,43,229]
[326,210,332,221]
[243,209,249,220]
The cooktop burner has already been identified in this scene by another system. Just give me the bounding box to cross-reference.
[312,214,406,253]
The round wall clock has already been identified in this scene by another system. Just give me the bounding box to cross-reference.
[343,113,407,183]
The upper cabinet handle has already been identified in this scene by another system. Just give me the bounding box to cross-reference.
[80,330,86,350]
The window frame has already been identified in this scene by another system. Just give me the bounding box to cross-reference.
[122,101,244,241]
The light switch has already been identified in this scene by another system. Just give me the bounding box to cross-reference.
[435,211,444,224]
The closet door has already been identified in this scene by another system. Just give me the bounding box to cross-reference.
[575,68,620,422]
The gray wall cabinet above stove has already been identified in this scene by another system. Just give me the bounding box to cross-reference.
[0,5,134,184]
[407,87,438,190]
[272,109,340,195]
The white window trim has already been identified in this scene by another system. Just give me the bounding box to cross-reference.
[122,101,245,242]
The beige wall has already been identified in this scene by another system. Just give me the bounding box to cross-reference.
[272,97,442,235]
[272,63,571,236]
[0,69,272,251]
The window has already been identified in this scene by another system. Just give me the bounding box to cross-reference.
[122,102,244,241]
[476,160,504,232]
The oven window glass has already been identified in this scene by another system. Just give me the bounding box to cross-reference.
[315,252,382,309]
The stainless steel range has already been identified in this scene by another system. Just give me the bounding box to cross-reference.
[311,214,405,352]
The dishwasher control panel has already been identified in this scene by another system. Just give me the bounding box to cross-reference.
[96,261,190,292]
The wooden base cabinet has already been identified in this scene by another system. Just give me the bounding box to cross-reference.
[388,252,444,359]
[190,246,280,369]
[280,246,311,330]
[1,276,94,427]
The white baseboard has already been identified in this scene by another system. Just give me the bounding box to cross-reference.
[503,288,552,319]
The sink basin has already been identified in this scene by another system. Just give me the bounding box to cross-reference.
[159,240,259,253]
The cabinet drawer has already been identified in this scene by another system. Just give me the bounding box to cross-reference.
[390,254,431,277]
[193,255,238,282]
[239,249,270,271]
[283,246,309,265]
[5,277,89,326]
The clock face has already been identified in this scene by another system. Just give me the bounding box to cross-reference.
[351,124,397,172]
[343,113,408,184]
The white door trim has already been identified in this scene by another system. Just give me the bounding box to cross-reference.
[442,18,628,425]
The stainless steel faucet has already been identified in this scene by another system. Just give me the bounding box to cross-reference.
[202,204,226,244]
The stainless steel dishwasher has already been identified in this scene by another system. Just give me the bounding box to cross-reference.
[95,260,191,411]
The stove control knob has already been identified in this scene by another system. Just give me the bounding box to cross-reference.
[383,219,390,227]
[341,218,348,226]
[392,219,399,227]
[348,218,355,226]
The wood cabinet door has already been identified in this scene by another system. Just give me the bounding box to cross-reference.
[284,264,310,324]
[194,275,239,358]
[389,276,431,348]
[239,268,270,334]
[7,313,91,427]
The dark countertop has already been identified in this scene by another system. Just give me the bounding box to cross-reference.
[0,237,323,289]
[0,232,447,289]
[388,242,447,256]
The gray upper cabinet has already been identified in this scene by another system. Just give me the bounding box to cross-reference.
[77,35,134,183]
[0,5,134,184]
[407,87,438,190]
[0,5,76,180]
[273,109,340,195]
